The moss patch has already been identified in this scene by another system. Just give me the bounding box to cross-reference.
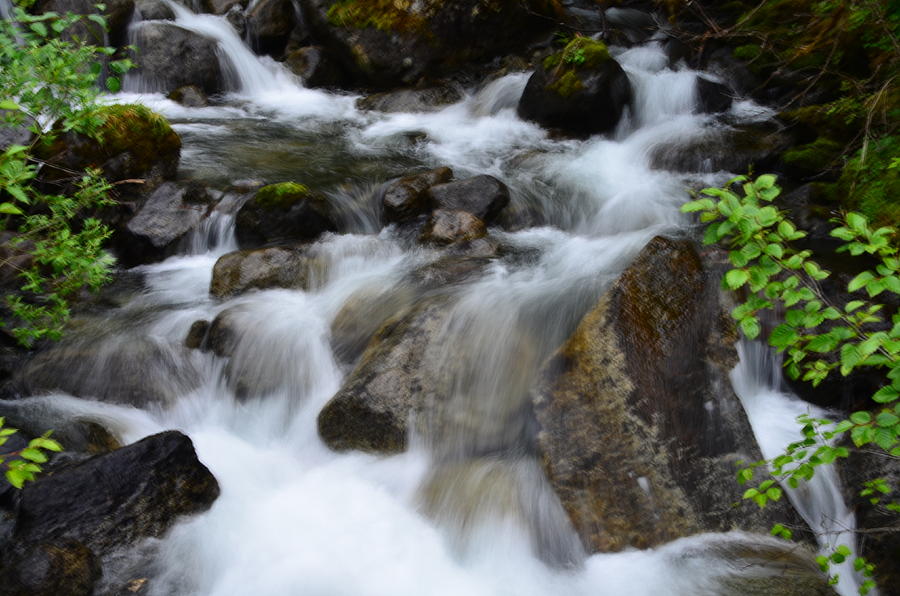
[547,70,584,98]
[252,182,312,209]
[542,36,609,98]
[94,104,181,172]
[326,0,429,34]
[782,137,843,175]
[837,136,900,226]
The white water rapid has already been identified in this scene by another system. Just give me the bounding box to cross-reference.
[10,7,866,595]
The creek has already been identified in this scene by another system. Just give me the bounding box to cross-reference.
[8,3,867,594]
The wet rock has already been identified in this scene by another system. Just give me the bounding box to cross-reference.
[381,166,453,223]
[204,309,240,357]
[121,182,211,265]
[427,174,510,223]
[696,75,733,114]
[184,320,210,350]
[209,246,316,298]
[13,431,218,556]
[301,0,558,88]
[330,283,417,364]
[517,37,632,138]
[420,210,487,245]
[167,85,208,107]
[225,4,246,35]
[128,22,226,95]
[234,182,337,247]
[532,236,803,553]
[246,0,295,56]
[15,335,201,407]
[318,296,453,453]
[0,540,101,596]
[202,0,244,14]
[36,104,181,197]
[284,46,346,88]
[604,7,657,44]
[0,400,121,456]
[134,0,174,20]
[356,86,463,113]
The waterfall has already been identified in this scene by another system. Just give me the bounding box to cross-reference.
[732,341,866,596]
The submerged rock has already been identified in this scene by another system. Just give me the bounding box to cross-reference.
[128,22,226,95]
[330,282,417,364]
[518,37,632,137]
[235,182,337,247]
[209,246,317,298]
[533,236,802,552]
[356,86,463,113]
[167,85,208,107]
[419,209,487,245]
[284,46,346,88]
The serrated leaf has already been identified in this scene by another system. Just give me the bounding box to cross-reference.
[850,411,872,425]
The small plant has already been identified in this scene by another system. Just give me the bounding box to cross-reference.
[682,173,899,594]
[0,417,62,489]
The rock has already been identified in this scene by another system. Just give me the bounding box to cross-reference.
[246,0,295,56]
[36,104,181,197]
[696,75,733,114]
[234,182,337,247]
[0,540,101,596]
[532,236,803,553]
[284,46,346,88]
[517,37,632,138]
[33,0,132,47]
[420,210,487,245]
[204,309,240,357]
[202,0,244,14]
[184,320,210,349]
[15,334,202,408]
[356,86,463,113]
[209,246,315,298]
[381,166,453,223]
[604,7,657,44]
[427,174,510,223]
[301,0,559,88]
[13,431,218,556]
[127,22,226,95]
[167,85,208,107]
[318,296,452,453]
[0,399,121,456]
[121,182,211,265]
[134,0,174,20]
[225,4,246,35]
[330,283,417,364]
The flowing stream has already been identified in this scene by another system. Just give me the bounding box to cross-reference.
[11,4,866,595]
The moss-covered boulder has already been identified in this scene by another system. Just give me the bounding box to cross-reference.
[301,0,561,88]
[234,182,337,247]
[517,37,632,137]
[37,104,181,194]
[532,236,805,552]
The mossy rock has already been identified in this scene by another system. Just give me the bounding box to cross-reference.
[781,137,843,178]
[234,182,337,247]
[836,135,900,226]
[36,104,180,192]
[517,37,631,137]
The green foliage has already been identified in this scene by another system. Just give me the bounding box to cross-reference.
[0,416,62,489]
[683,173,899,594]
[253,182,311,209]
[0,6,125,346]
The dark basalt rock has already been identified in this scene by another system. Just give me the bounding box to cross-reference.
[134,0,174,20]
[246,0,296,57]
[12,431,218,556]
[0,540,101,596]
[381,166,453,223]
[127,23,227,95]
[696,75,733,114]
[284,46,347,88]
[427,174,510,224]
[202,0,245,14]
[517,38,632,138]
[234,182,337,247]
[532,236,806,552]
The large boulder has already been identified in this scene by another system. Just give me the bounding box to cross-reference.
[380,166,453,223]
[532,236,802,553]
[209,246,317,298]
[283,46,347,88]
[11,431,218,556]
[427,174,510,223]
[517,37,632,138]
[126,22,227,95]
[235,182,337,247]
[0,540,101,596]
[300,0,560,88]
[120,182,212,265]
[246,0,296,56]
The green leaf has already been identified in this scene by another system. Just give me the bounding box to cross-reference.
[725,269,750,289]
[850,411,872,425]
[872,385,900,403]
[19,447,48,463]
[846,212,868,234]
[106,77,121,93]
[849,271,875,293]
[740,316,761,339]
[875,412,899,427]
[0,202,24,215]
[769,324,799,349]
[0,100,21,111]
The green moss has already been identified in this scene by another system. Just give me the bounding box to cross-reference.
[547,70,584,98]
[94,104,180,171]
[733,44,762,61]
[253,182,311,209]
[782,137,843,175]
[326,0,428,34]
[837,135,900,226]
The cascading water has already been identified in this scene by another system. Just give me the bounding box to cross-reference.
[732,341,866,596]
[8,17,867,596]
